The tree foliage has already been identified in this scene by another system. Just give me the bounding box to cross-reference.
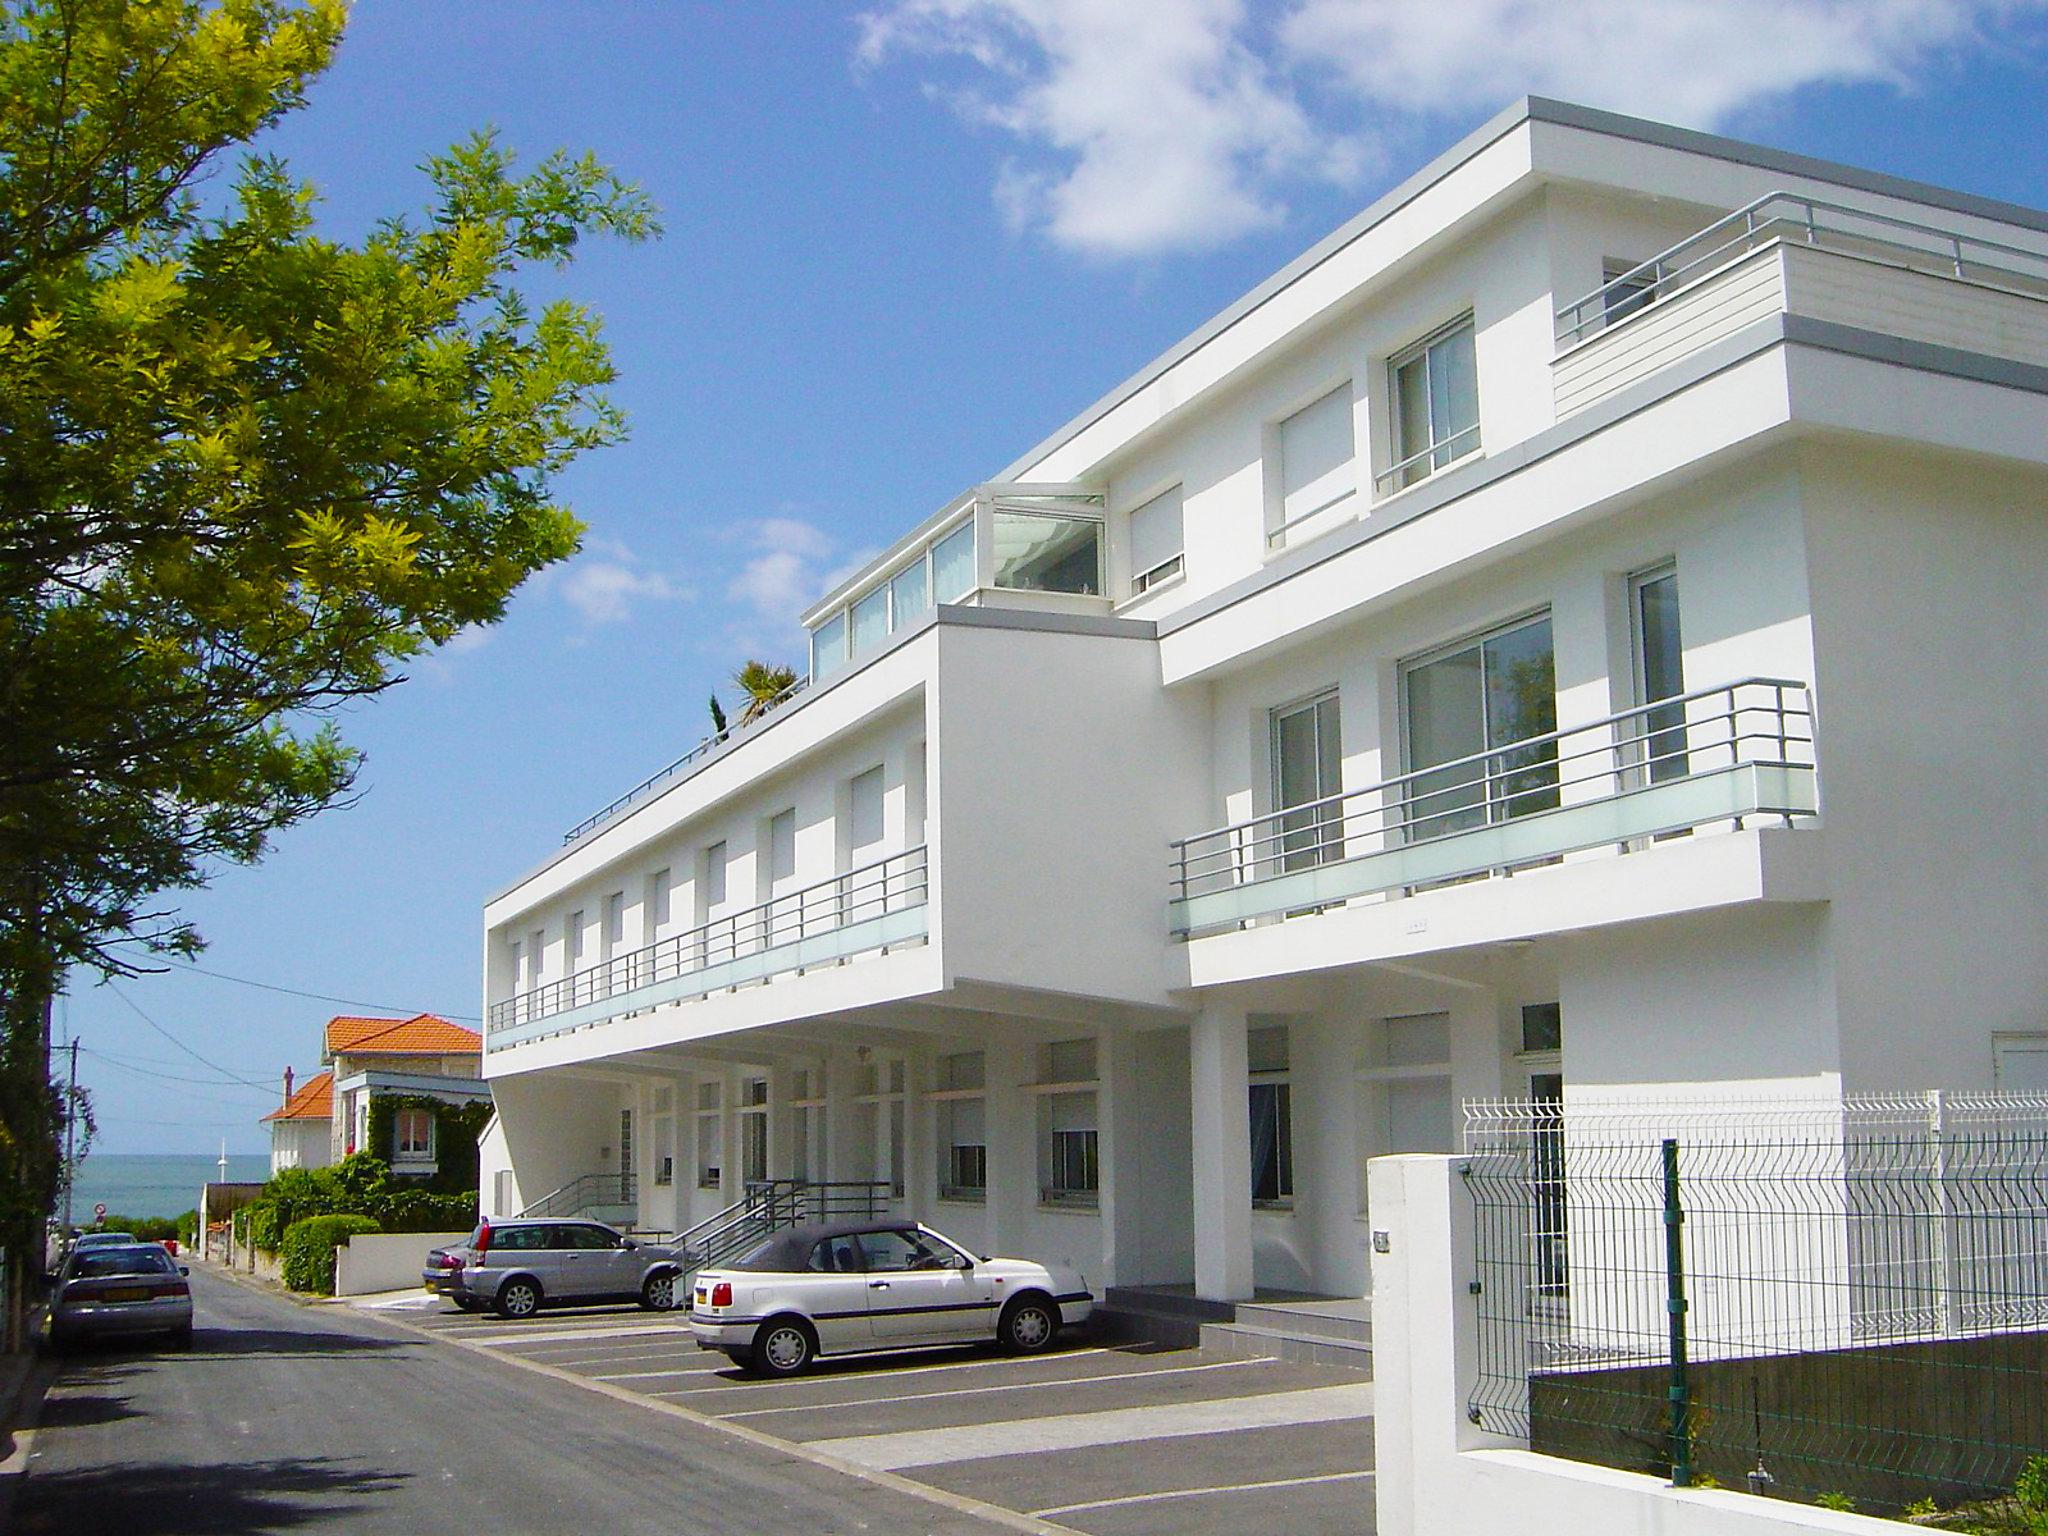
[0,0,655,1326]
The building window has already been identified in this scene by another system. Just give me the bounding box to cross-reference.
[602,891,625,960]
[1036,1039,1098,1208]
[739,1077,769,1185]
[1272,691,1343,872]
[652,1087,675,1187]
[527,927,545,989]
[1387,316,1479,492]
[790,1067,826,1183]
[1248,1024,1293,1207]
[647,868,672,941]
[891,560,929,628]
[1630,564,1686,783]
[702,840,728,911]
[1275,383,1356,540]
[1128,484,1185,595]
[847,765,886,875]
[935,1051,986,1202]
[991,508,1101,595]
[1402,612,1557,842]
[566,911,585,970]
[396,1108,433,1160]
[695,1080,722,1190]
[768,808,797,886]
[1521,1002,1563,1055]
[851,584,890,658]
[811,610,848,681]
[1602,259,1657,327]
[856,1057,908,1199]
[931,520,977,603]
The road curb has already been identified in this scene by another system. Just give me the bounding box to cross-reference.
[374,1308,1087,1536]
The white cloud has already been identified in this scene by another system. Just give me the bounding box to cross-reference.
[727,517,840,621]
[556,538,689,625]
[858,0,2044,258]
[859,0,1361,257]
[1280,0,2030,128]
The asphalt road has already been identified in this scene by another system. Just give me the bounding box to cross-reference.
[5,1265,1025,1535]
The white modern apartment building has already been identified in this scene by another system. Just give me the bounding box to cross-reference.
[478,98,2048,1306]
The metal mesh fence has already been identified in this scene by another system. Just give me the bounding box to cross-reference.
[1464,1093,2048,1512]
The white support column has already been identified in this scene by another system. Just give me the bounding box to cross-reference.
[1191,1003,1254,1300]
[983,1036,1033,1259]
[1097,1030,1141,1290]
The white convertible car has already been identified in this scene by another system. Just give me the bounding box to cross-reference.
[688,1219,1094,1376]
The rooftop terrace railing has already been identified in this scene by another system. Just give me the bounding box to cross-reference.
[488,844,929,1045]
[1169,678,1815,939]
[1556,191,2048,348]
[561,674,808,846]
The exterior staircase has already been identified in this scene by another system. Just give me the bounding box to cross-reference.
[1098,1284,1372,1373]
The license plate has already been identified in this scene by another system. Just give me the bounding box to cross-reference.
[102,1288,148,1303]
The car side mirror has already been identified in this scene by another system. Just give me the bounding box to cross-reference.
[179,1266,190,1276]
[622,1237,639,1250]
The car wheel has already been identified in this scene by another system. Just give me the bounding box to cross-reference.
[999,1295,1059,1354]
[751,1317,815,1377]
[496,1278,543,1320]
[453,1297,483,1313]
[639,1272,677,1311]
[723,1348,754,1371]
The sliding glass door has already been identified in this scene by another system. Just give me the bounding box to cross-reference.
[1402,614,1558,841]
[1271,692,1342,871]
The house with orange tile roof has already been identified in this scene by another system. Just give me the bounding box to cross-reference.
[262,1013,492,1181]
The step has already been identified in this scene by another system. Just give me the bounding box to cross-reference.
[1234,1296,1373,1345]
[1200,1320,1375,1374]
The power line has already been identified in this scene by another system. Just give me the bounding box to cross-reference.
[77,1046,280,1099]
[150,957,480,1022]
[103,983,281,1093]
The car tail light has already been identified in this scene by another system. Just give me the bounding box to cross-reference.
[710,1282,732,1307]
[473,1222,492,1257]
[161,1281,190,1298]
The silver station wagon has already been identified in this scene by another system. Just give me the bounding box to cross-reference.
[436,1218,687,1319]
[688,1219,1093,1376]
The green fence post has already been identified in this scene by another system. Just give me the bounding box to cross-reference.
[1663,1136,1693,1487]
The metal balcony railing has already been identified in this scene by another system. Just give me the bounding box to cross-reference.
[561,675,808,845]
[488,845,929,1040]
[675,1179,893,1275]
[519,1170,638,1220]
[1556,190,2048,348]
[1169,678,1815,939]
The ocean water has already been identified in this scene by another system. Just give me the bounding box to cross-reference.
[67,1153,271,1223]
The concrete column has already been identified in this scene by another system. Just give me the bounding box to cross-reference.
[1096,1030,1141,1290]
[1191,1003,1254,1300]
[982,1035,1033,1258]
[825,1047,861,1184]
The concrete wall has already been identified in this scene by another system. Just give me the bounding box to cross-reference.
[334,1231,470,1297]
[1369,1152,1904,1536]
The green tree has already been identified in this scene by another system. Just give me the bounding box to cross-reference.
[0,0,657,1343]
[732,660,799,724]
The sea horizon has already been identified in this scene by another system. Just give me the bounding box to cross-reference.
[66,1151,272,1223]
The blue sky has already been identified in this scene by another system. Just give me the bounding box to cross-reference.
[64,0,2048,1154]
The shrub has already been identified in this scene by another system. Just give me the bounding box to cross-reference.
[175,1209,199,1247]
[279,1214,381,1295]
[1815,1492,1855,1513]
[94,1213,183,1243]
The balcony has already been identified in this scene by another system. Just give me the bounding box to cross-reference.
[488,846,930,1051]
[1169,679,1815,940]
[1553,191,2048,418]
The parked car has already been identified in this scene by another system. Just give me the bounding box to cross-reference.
[71,1231,136,1253]
[49,1243,193,1349]
[431,1219,686,1319]
[688,1220,1093,1377]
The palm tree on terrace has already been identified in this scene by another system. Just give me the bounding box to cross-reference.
[733,660,799,724]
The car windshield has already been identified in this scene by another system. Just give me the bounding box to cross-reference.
[72,1247,173,1278]
[77,1233,134,1246]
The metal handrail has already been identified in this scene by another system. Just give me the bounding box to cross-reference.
[675,1179,893,1271]
[518,1170,638,1220]
[1556,190,2048,347]
[489,846,929,1036]
[562,675,810,845]
[1169,677,1814,902]
[1371,422,1483,496]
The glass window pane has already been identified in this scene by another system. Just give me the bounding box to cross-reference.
[1635,571,1686,783]
[849,765,885,854]
[1274,694,1341,870]
[811,612,847,679]
[768,809,796,883]
[931,523,976,603]
[991,511,1101,594]
[1483,618,1558,820]
[1404,648,1486,840]
[891,560,929,627]
[1279,385,1355,526]
[1430,324,1480,467]
[704,842,727,907]
[1394,354,1431,477]
[850,587,889,657]
[1247,1024,1290,1073]
[1129,485,1184,580]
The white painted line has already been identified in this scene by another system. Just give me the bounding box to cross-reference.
[1033,1469,1376,1518]
[545,1349,710,1368]
[591,1365,728,1383]
[466,1322,687,1347]
[356,1293,443,1311]
[645,1346,1119,1398]
[720,1356,1276,1419]
[810,1382,1377,1470]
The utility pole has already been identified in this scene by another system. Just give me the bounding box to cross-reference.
[59,1038,78,1242]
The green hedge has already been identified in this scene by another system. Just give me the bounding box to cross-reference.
[241,1153,480,1274]
[92,1213,188,1244]
[279,1213,381,1295]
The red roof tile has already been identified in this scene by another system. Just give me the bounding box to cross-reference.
[323,1013,480,1058]
[261,1070,333,1123]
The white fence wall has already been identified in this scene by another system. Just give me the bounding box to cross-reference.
[1368,1153,1904,1536]
[334,1230,469,1297]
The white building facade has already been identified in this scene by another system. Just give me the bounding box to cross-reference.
[479,98,2048,1304]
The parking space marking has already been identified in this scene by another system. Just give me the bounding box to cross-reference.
[716,1357,1277,1419]
[1031,1469,1375,1518]
[466,1322,689,1347]
[591,1363,731,1382]
[645,1346,1119,1397]
[810,1382,1376,1470]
